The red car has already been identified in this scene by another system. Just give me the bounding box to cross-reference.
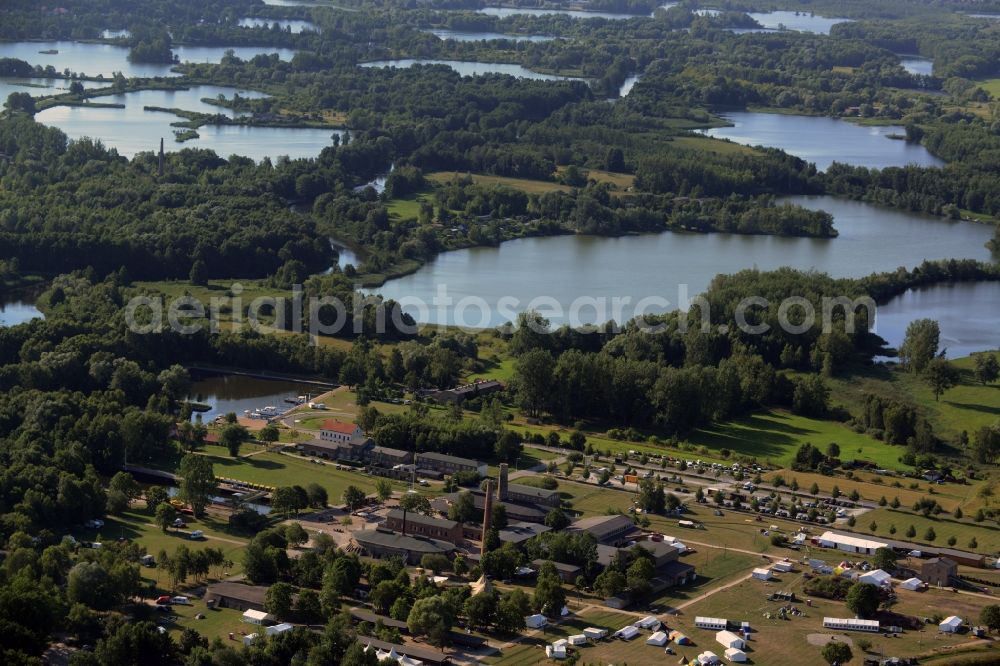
[154,596,172,605]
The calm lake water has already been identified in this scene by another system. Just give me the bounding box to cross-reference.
[36,85,344,161]
[0,41,297,78]
[427,29,553,42]
[875,282,1000,358]
[0,292,43,327]
[748,11,850,34]
[188,375,325,422]
[900,56,933,76]
[702,112,944,171]
[478,5,674,20]
[361,59,582,81]
[238,18,319,33]
[373,196,995,327]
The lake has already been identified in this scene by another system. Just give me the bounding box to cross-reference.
[330,239,361,271]
[701,112,944,171]
[36,86,344,161]
[900,56,933,76]
[360,59,582,81]
[0,41,297,78]
[188,374,326,422]
[875,282,1000,358]
[0,292,43,327]
[747,11,850,34]
[427,29,553,43]
[372,196,995,327]
[478,5,675,20]
[239,18,319,33]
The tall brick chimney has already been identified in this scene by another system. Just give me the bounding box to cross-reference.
[498,463,509,501]
[481,479,494,556]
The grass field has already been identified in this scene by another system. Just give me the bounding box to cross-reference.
[426,171,571,195]
[828,352,1000,441]
[673,574,990,666]
[691,409,909,469]
[849,507,1000,553]
[976,77,1000,99]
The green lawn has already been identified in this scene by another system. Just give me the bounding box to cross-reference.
[690,409,910,470]
[850,507,1000,553]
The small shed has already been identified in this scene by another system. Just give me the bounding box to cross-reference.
[900,577,923,591]
[242,609,273,625]
[526,614,547,629]
[568,634,587,646]
[752,567,773,581]
[552,638,568,650]
[646,630,668,646]
[771,561,793,573]
[243,633,259,646]
[637,615,660,629]
[724,647,747,662]
[265,623,294,636]
[545,644,566,659]
[583,627,607,640]
[939,615,963,633]
[616,625,640,640]
[669,629,691,645]
[697,650,720,664]
[716,630,745,650]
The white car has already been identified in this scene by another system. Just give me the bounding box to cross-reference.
[171,596,190,605]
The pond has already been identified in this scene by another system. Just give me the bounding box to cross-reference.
[188,374,328,423]
[900,56,933,76]
[371,196,995,327]
[36,85,345,161]
[0,291,43,327]
[701,112,944,171]
[747,11,850,34]
[875,282,1000,358]
[330,239,361,271]
[360,59,583,81]
[238,18,319,33]
[0,41,297,78]
[427,29,553,43]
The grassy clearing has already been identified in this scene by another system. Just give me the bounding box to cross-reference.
[671,134,758,155]
[553,166,635,190]
[166,602,248,643]
[426,171,571,195]
[850,507,1000,553]
[690,409,907,469]
[675,574,989,666]
[828,352,1000,441]
[976,78,1000,99]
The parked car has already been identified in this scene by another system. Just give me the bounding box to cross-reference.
[171,596,190,605]
[189,530,204,540]
[172,518,187,528]
[154,596,172,605]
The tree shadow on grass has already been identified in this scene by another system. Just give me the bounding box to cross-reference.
[944,401,1000,417]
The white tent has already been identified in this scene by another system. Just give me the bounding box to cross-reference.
[568,634,587,646]
[583,627,607,640]
[242,633,258,647]
[398,657,423,666]
[901,577,923,591]
[716,630,745,649]
[265,623,294,636]
[636,615,660,629]
[545,645,567,659]
[526,614,547,629]
[752,567,772,581]
[697,650,720,664]
[616,625,640,640]
[646,631,668,646]
[858,569,892,587]
[242,609,273,625]
[940,615,963,633]
[552,639,568,650]
[724,647,747,663]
